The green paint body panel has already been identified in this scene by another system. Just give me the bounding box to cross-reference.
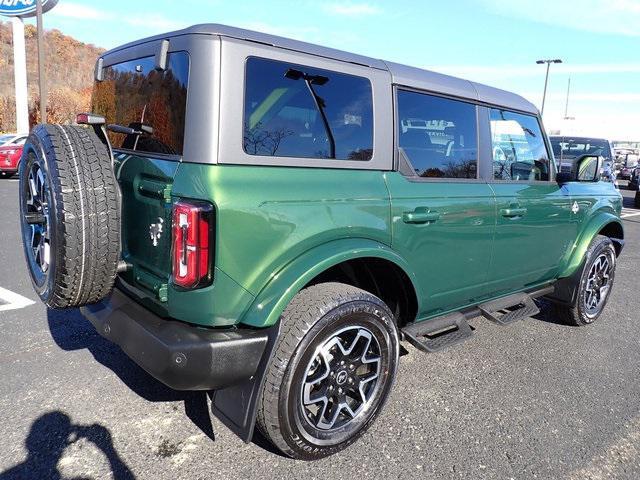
[115,155,623,329]
[240,238,422,327]
[558,181,623,278]
[384,173,495,318]
[486,182,575,295]
[115,152,177,297]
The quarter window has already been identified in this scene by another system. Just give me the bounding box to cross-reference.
[243,57,374,161]
[490,109,550,181]
[397,91,478,178]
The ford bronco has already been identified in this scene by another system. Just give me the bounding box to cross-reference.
[18,24,624,460]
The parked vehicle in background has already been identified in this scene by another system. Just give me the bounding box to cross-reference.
[613,147,638,179]
[628,166,640,207]
[550,136,618,184]
[614,147,633,161]
[0,142,25,177]
[19,24,624,460]
[620,165,635,180]
[0,134,27,177]
[0,133,27,147]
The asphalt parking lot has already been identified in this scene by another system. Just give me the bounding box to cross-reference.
[0,177,639,480]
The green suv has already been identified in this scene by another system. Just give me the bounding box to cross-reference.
[18,24,624,460]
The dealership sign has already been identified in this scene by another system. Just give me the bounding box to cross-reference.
[0,0,58,18]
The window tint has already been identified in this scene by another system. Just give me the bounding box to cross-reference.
[397,91,478,178]
[243,57,373,161]
[490,109,550,181]
[92,52,189,156]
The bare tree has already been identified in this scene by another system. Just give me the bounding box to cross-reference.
[243,122,293,156]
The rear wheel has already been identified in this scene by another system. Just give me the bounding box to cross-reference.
[554,235,616,326]
[635,191,640,208]
[257,283,399,459]
[19,124,120,308]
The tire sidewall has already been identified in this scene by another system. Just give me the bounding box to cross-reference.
[19,129,61,301]
[575,237,616,324]
[278,298,399,459]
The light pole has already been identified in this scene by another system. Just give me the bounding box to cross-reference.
[36,0,46,123]
[536,58,562,116]
[563,76,575,120]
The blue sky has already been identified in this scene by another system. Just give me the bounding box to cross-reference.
[30,0,640,139]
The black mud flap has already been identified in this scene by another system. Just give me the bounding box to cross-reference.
[211,321,281,442]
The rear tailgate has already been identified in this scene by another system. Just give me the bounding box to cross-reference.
[91,50,190,306]
[116,153,178,302]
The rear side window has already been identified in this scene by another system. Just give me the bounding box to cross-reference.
[243,57,374,161]
[397,91,478,178]
[92,51,189,156]
[490,109,550,181]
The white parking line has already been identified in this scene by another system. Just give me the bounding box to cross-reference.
[0,286,35,311]
[621,211,640,219]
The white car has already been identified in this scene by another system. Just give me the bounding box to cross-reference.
[0,133,28,148]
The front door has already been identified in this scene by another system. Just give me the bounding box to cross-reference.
[387,90,496,318]
[486,108,575,295]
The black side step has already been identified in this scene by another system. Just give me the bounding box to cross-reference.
[478,292,539,326]
[402,312,473,353]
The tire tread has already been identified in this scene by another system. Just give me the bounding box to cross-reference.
[22,124,120,308]
[256,282,395,459]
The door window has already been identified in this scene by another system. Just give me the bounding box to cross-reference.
[490,109,550,181]
[243,57,374,161]
[397,90,478,178]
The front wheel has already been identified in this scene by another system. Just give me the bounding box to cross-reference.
[257,283,399,460]
[555,235,617,326]
[635,191,640,208]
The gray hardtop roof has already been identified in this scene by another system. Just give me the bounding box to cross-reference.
[103,23,538,114]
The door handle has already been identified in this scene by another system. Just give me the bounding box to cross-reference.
[500,207,527,218]
[402,209,441,224]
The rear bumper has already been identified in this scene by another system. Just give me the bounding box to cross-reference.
[80,288,269,390]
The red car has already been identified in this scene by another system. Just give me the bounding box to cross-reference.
[0,133,27,178]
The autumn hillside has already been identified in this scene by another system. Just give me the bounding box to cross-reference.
[0,20,104,131]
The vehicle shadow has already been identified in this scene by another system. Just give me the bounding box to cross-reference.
[531,299,571,326]
[0,411,135,480]
[45,308,215,442]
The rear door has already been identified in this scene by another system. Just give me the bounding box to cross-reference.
[92,51,190,301]
[486,108,575,295]
[387,90,496,318]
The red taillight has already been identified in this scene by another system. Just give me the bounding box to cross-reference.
[172,200,214,289]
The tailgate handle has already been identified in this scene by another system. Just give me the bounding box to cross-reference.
[500,207,528,218]
[402,209,440,224]
[137,177,172,203]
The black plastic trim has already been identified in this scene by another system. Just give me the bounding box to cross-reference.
[80,288,268,391]
[211,319,281,442]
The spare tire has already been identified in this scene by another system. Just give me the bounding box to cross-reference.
[19,124,120,308]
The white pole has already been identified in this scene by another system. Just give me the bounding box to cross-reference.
[11,17,29,133]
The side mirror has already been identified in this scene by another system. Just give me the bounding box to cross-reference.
[576,154,602,182]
